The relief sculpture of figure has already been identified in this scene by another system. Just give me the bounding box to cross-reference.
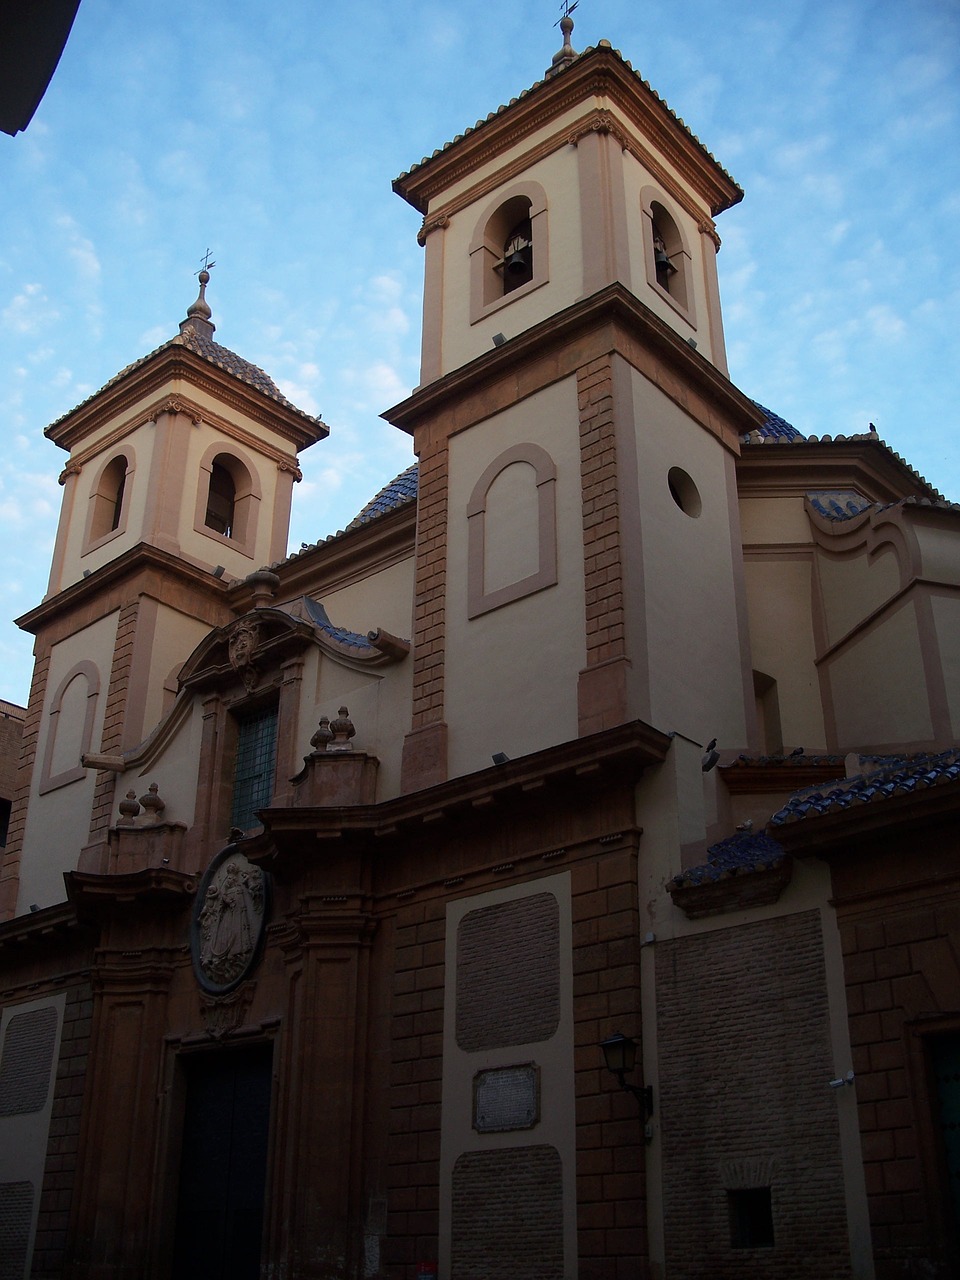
[198,857,265,985]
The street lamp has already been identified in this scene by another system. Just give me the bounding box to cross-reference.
[600,1031,653,1117]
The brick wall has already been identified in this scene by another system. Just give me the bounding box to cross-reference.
[386,898,446,1274]
[451,1146,563,1280]
[0,651,50,920]
[87,600,139,842]
[456,893,559,1051]
[31,982,93,1279]
[0,708,25,802]
[837,885,960,1278]
[572,848,647,1280]
[577,357,624,670]
[655,910,850,1279]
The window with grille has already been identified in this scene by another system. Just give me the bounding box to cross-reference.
[230,705,278,831]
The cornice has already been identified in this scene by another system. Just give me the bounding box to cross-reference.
[416,106,719,249]
[395,46,741,218]
[736,441,941,505]
[383,283,763,448]
[58,391,306,483]
[45,344,327,455]
[251,718,671,855]
[15,542,230,636]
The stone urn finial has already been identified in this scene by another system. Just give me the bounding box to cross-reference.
[310,715,333,753]
[117,789,141,827]
[328,706,356,753]
[138,782,166,823]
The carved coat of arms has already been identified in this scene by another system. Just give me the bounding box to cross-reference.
[228,618,260,692]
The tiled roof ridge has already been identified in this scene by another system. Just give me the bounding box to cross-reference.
[724,751,847,769]
[264,462,419,573]
[47,330,321,432]
[740,424,946,500]
[669,829,788,888]
[769,745,960,826]
[395,40,739,196]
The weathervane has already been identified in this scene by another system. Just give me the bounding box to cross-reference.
[196,248,216,277]
[555,0,579,25]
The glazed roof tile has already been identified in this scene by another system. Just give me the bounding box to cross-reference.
[297,596,376,651]
[266,463,419,571]
[669,830,787,888]
[395,41,741,201]
[769,748,960,826]
[753,403,802,441]
[48,329,322,433]
[807,491,874,521]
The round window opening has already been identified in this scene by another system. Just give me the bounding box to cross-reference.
[667,467,702,518]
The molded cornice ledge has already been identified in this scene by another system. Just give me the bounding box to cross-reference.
[248,717,671,865]
[383,283,764,450]
[65,866,198,912]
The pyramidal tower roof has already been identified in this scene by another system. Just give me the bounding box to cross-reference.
[45,267,326,450]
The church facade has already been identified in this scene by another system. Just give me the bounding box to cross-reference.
[1,24,959,1280]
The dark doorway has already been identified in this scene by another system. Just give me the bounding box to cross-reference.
[171,1043,273,1280]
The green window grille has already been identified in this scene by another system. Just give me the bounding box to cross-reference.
[230,705,278,831]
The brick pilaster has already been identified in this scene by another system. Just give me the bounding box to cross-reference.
[87,600,140,842]
[0,649,50,919]
[401,435,450,791]
[577,356,629,736]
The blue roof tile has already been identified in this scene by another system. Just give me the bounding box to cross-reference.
[770,748,960,826]
[346,463,419,529]
[752,403,803,441]
[670,830,787,887]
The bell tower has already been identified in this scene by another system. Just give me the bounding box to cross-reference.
[1,276,325,917]
[388,21,764,791]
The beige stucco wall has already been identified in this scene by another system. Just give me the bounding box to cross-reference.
[439,873,578,1280]
[628,369,748,747]
[743,556,827,752]
[439,145,583,376]
[816,542,902,651]
[827,601,933,748]
[739,496,813,547]
[140,603,214,738]
[52,407,160,592]
[118,700,204,833]
[175,417,285,575]
[18,611,118,911]
[931,593,960,738]
[621,151,714,357]
[444,378,585,778]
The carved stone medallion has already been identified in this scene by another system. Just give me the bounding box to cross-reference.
[191,844,270,994]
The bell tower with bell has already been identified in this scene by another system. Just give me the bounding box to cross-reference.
[387,15,764,791]
[2,268,325,917]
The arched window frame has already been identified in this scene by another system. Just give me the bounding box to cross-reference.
[466,442,558,618]
[82,450,135,554]
[469,181,550,324]
[38,661,101,794]
[640,187,697,327]
[194,445,261,559]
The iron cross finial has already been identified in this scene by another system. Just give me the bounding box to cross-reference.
[555,0,579,24]
[197,248,216,277]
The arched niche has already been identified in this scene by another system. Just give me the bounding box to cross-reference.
[38,661,101,794]
[466,442,558,618]
[469,181,549,322]
[194,443,262,558]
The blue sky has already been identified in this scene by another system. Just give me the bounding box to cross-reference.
[1,0,958,705]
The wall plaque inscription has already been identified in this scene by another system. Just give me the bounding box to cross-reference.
[473,1064,539,1133]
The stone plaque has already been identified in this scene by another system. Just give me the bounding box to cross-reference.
[473,1064,539,1133]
